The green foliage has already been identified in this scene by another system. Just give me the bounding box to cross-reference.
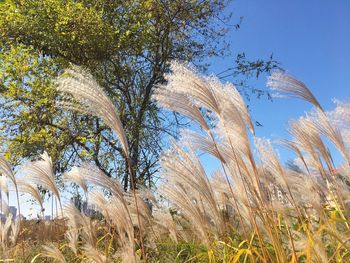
[0,44,66,164]
[0,0,229,188]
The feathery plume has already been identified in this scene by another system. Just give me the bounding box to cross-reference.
[153,209,178,243]
[107,196,134,247]
[267,71,323,110]
[57,66,129,156]
[159,143,225,241]
[88,191,111,223]
[64,166,88,195]
[0,176,8,197]
[155,61,254,134]
[0,155,21,222]
[310,108,350,164]
[64,203,97,247]
[42,243,67,263]
[154,87,210,131]
[58,66,146,259]
[65,229,79,255]
[288,118,331,173]
[17,180,44,214]
[68,164,124,201]
[254,138,284,184]
[163,61,221,113]
[160,183,211,243]
[0,155,16,186]
[180,129,224,162]
[125,191,152,230]
[278,139,311,174]
[83,244,107,263]
[23,152,62,213]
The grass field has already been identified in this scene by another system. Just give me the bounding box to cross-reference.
[0,62,349,262]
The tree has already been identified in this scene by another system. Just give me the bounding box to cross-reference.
[0,1,280,191]
[0,0,231,190]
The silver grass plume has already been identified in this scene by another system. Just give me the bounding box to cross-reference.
[163,143,223,228]
[154,61,254,134]
[82,244,107,263]
[0,175,8,198]
[69,164,138,256]
[267,71,323,110]
[288,118,330,173]
[309,108,350,164]
[285,170,323,209]
[0,155,21,222]
[278,139,311,174]
[160,182,211,243]
[88,191,138,262]
[57,66,146,259]
[63,203,80,255]
[125,191,152,230]
[88,191,111,223]
[154,87,210,131]
[41,243,67,263]
[154,62,254,176]
[63,166,88,198]
[254,137,303,211]
[64,203,97,247]
[24,151,62,215]
[0,155,17,187]
[117,243,140,263]
[57,66,129,156]
[159,143,224,242]
[211,76,254,134]
[17,180,44,216]
[65,229,79,255]
[108,196,134,247]
[180,129,225,162]
[328,101,350,148]
[152,209,178,243]
[68,164,124,201]
[162,61,221,113]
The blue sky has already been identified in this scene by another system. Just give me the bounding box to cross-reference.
[203,0,350,166]
[9,1,350,218]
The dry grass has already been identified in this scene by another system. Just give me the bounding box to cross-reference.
[0,62,349,262]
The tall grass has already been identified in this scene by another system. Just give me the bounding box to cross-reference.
[0,62,349,262]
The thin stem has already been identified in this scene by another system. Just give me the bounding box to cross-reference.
[126,157,146,263]
[286,224,298,262]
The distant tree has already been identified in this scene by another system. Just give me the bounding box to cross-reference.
[0,0,278,190]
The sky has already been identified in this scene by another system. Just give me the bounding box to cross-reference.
[201,0,350,169]
[7,0,350,218]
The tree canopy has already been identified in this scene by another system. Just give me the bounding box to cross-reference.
[0,0,231,190]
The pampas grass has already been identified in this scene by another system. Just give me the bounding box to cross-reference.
[17,180,44,218]
[57,67,147,260]
[57,66,129,156]
[1,62,350,262]
[41,243,67,263]
[267,71,323,110]
[0,155,21,226]
[23,151,62,217]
